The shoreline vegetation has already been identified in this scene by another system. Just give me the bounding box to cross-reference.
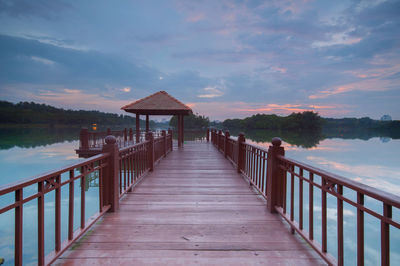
[1,101,399,149]
[0,101,169,128]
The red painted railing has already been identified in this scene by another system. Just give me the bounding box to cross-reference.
[79,128,164,150]
[118,140,149,198]
[210,129,400,266]
[0,130,172,265]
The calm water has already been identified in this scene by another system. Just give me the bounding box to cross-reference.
[0,128,399,265]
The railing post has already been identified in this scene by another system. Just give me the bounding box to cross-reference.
[168,128,173,151]
[224,131,230,158]
[266,137,285,213]
[162,130,167,157]
[146,131,154,171]
[80,128,89,150]
[92,132,97,147]
[218,130,222,151]
[129,128,133,141]
[206,128,210,142]
[237,133,245,173]
[211,129,216,145]
[124,128,127,142]
[102,136,120,212]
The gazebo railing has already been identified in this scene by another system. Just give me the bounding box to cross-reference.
[0,131,172,265]
[79,128,165,150]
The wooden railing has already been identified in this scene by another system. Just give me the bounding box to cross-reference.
[210,129,400,266]
[79,128,165,150]
[0,130,172,265]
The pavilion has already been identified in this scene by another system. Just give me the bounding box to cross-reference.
[121,91,192,147]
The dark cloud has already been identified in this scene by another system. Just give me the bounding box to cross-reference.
[0,0,71,20]
[0,34,161,90]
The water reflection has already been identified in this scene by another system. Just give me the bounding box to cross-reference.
[245,136,400,196]
[0,127,79,150]
[225,128,397,148]
[0,128,399,265]
[0,141,81,186]
[1,126,397,151]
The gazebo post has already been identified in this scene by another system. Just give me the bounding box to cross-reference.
[181,115,184,146]
[136,113,140,143]
[146,115,149,133]
[178,115,182,147]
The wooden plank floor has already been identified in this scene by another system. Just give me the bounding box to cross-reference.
[57,142,325,265]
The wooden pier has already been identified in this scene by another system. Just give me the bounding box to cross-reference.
[1,128,400,265]
[57,142,323,265]
[2,91,399,265]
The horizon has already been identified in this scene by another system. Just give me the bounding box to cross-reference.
[3,99,396,123]
[0,1,399,120]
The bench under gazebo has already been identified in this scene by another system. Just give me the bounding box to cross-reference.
[121,91,192,147]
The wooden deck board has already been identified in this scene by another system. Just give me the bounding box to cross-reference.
[57,142,325,265]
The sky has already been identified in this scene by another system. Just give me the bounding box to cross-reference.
[0,0,399,121]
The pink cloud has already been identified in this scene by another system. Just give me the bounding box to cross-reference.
[186,13,205,22]
[33,88,135,114]
[189,101,351,120]
[258,0,313,15]
[271,66,287,73]
[344,63,400,79]
[309,78,395,99]
[237,103,342,115]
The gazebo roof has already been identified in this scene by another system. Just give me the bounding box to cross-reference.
[121,91,192,115]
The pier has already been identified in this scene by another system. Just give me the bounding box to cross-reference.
[58,141,323,265]
[1,90,399,265]
[1,129,399,265]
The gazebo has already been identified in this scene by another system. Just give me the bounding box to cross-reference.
[121,91,192,147]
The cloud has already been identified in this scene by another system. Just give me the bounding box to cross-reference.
[306,155,400,195]
[237,103,350,116]
[31,88,133,113]
[187,101,351,120]
[30,56,55,65]
[270,66,287,74]
[186,13,205,22]
[313,206,355,221]
[0,34,161,90]
[309,77,397,99]
[0,0,71,20]
[0,1,399,120]
[197,86,224,98]
[312,29,362,48]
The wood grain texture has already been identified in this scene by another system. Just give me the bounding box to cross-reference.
[56,142,325,265]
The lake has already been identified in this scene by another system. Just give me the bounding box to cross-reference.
[0,127,399,265]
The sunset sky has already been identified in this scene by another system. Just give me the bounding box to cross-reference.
[0,0,399,120]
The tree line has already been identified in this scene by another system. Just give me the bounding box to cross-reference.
[221,112,400,140]
[0,101,163,127]
[2,101,398,138]
[222,111,323,131]
[169,113,210,129]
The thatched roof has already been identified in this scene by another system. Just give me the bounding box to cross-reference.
[121,91,192,115]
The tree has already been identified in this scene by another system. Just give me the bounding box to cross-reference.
[169,113,210,129]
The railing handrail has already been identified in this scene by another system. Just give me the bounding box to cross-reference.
[210,128,399,266]
[0,153,109,196]
[1,129,173,266]
[118,139,150,153]
[211,129,400,207]
[277,155,400,208]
